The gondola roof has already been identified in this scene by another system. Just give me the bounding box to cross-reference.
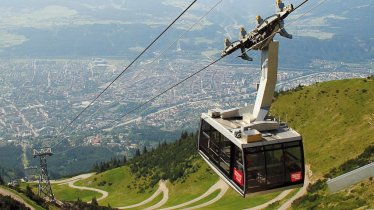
[201,112,301,149]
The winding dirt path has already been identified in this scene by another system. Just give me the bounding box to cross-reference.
[51,173,95,184]
[244,189,293,210]
[55,165,311,210]
[143,181,169,210]
[243,165,311,210]
[160,179,229,210]
[58,173,170,209]
[117,180,168,209]
[278,166,312,210]
[55,173,109,202]
[67,179,108,201]
[183,179,229,210]
[0,187,35,210]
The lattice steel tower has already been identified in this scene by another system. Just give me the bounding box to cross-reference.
[33,148,55,201]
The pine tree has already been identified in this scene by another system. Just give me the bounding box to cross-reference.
[105,162,110,170]
[25,185,33,198]
[123,155,127,164]
[93,163,99,172]
[142,146,148,154]
[91,197,98,206]
[0,174,4,185]
[113,158,117,167]
[135,149,141,157]
[181,131,188,139]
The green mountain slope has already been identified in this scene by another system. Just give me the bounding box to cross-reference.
[271,76,374,177]
[270,76,374,209]
[50,133,282,209]
[47,76,374,209]
[75,166,157,207]
[290,146,374,209]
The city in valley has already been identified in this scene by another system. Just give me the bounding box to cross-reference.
[0,57,371,156]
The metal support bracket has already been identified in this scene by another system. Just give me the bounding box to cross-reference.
[252,41,279,121]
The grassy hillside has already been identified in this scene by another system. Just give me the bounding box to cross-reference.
[0,186,45,210]
[51,131,282,209]
[75,166,157,207]
[43,77,374,209]
[128,132,199,188]
[270,76,374,209]
[161,159,219,208]
[203,189,280,210]
[271,76,374,177]
[52,183,101,202]
[0,194,30,210]
[291,144,374,209]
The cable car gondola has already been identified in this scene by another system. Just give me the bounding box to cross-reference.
[198,110,305,196]
[198,10,305,195]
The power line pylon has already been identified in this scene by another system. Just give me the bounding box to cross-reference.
[33,148,55,201]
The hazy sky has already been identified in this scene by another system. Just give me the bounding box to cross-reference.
[0,0,372,59]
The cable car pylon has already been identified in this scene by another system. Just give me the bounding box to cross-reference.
[198,1,306,196]
[33,148,55,202]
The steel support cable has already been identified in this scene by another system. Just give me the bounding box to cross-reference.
[293,0,309,11]
[54,0,327,154]
[113,0,328,126]
[49,0,197,149]
[57,0,225,137]
[54,60,224,155]
[146,0,224,65]
[117,58,224,121]
[289,0,328,25]
[113,36,276,124]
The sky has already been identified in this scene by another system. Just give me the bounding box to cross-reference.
[0,0,373,61]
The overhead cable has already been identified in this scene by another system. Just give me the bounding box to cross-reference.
[50,0,197,149]
[53,0,329,153]
[146,0,224,65]
[113,0,329,124]
[62,0,225,134]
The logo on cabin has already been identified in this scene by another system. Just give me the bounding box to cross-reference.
[233,168,244,186]
[290,171,302,182]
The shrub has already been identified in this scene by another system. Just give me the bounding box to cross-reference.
[0,194,29,210]
[307,179,326,193]
[307,194,319,202]
[128,132,198,188]
[98,181,107,186]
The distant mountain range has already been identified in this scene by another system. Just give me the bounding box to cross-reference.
[0,0,373,67]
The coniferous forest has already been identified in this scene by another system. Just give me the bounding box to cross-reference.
[0,194,30,210]
[91,131,199,193]
[128,131,199,188]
